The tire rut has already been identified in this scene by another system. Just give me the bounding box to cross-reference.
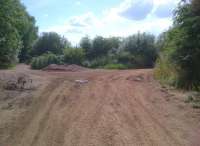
[19,79,66,146]
[1,68,199,146]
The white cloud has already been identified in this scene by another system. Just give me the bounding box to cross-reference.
[119,0,154,20]
[41,0,178,45]
[68,12,102,28]
[42,12,103,44]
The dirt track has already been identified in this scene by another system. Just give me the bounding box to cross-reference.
[0,65,200,146]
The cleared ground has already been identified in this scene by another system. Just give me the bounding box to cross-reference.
[0,64,199,146]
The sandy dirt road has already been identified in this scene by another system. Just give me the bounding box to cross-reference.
[0,65,200,146]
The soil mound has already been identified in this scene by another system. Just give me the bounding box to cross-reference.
[43,64,88,72]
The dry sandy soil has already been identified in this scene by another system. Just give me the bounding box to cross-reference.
[0,64,200,146]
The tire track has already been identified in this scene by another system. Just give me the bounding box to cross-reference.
[3,78,62,146]
[19,79,66,146]
[1,68,199,146]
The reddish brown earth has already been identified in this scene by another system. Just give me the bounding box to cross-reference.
[0,64,199,146]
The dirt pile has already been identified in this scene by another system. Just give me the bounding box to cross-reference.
[43,64,89,72]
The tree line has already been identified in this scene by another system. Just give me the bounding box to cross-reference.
[0,0,199,90]
[30,32,157,69]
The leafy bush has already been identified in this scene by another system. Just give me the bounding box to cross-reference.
[63,48,85,65]
[104,64,128,69]
[31,53,63,69]
[88,56,113,68]
[155,1,200,90]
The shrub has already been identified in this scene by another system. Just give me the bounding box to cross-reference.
[88,56,112,68]
[63,48,85,65]
[31,53,63,69]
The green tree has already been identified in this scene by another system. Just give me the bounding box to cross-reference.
[18,15,38,62]
[0,0,38,67]
[0,0,22,68]
[0,22,21,68]
[80,36,92,58]
[105,37,121,55]
[120,32,157,68]
[91,36,109,58]
[172,1,200,89]
[33,32,71,56]
[155,0,200,90]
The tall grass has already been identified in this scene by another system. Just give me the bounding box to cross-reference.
[154,55,178,86]
[103,63,128,69]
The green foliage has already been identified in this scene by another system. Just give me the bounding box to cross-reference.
[90,36,109,58]
[106,37,121,50]
[79,34,157,69]
[87,56,112,68]
[155,1,200,90]
[80,36,92,58]
[18,16,38,62]
[116,51,134,67]
[0,0,37,68]
[0,22,21,68]
[81,36,121,60]
[173,2,200,90]
[31,53,63,69]
[120,32,158,68]
[32,32,70,56]
[63,48,85,65]
[103,64,128,70]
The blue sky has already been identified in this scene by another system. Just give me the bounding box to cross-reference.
[21,0,179,45]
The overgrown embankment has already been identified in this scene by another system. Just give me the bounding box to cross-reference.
[155,0,200,91]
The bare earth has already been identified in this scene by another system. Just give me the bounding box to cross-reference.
[0,64,200,146]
